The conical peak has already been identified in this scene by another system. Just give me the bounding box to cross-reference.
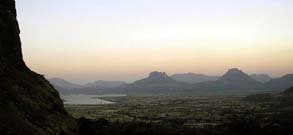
[219,68,251,81]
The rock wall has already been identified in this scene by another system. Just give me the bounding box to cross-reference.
[0,0,76,134]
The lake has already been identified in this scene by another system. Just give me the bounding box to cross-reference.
[61,94,126,105]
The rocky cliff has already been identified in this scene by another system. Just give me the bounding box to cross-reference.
[0,0,76,134]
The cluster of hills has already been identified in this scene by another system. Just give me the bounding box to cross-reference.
[48,78,126,95]
[49,68,293,95]
[1,1,292,134]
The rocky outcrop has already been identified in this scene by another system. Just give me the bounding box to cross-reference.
[0,0,76,135]
[148,71,169,79]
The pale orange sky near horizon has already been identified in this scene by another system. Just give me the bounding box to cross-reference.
[16,0,293,84]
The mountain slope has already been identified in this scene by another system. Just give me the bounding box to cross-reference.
[48,78,82,90]
[192,68,264,91]
[250,74,272,83]
[124,71,190,95]
[283,86,293,95]
[171,73,219,84]
[265,74,293,91]
[244,87,293,103]
[48,78,82,95]
[0,1,76,134]
[49,78,126,95]
[84,80,126,88]
[72,80,126,95]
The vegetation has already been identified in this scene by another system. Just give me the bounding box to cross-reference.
[65,94,293,135]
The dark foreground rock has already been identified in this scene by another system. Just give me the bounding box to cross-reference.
[0,0,76,134]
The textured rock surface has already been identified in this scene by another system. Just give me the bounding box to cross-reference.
[0,0,76,134]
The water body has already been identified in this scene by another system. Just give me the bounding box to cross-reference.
[62,94,126,105]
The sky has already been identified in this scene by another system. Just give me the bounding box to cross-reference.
[16,0,293,84]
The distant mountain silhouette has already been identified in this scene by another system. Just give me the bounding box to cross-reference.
[48,78,82,95]
[192,68,264,91]
[218,68,256,82]
[73,80,126,95]
[171,73,219,84]
[49,71,293,96]
[264,74,293,91]
[250,74,272,83]
[85,80,126,88]
[48,77,82,89]
[48,78,126,95]
[124,71,190,95]
[134,71,175,84]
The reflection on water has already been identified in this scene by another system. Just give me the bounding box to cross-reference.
[61,94,126,105]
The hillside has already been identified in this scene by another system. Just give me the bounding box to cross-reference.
[48,78,82,90]
[84,80,126,88]
[49,78,126,95]
[192,68,264,92]
[171,73,219,84]
[0,1,76,134]
[283,87,293,95]
[250,74,272,83]
[124,71,191,95]
[244,87,293,103]
[264,74,293,91]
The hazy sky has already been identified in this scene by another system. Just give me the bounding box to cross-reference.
[16,0,293,84]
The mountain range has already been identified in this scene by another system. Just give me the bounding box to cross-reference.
[123,71,190,95]
[171,73,219,84]
[84,80,126,88]
[49,69,293,96]
[171,73,272,84]
[264,74,293,91]
[250,74,272,83]
[48,78,82,89]
[191,68,264,92]
[48,78,126,95]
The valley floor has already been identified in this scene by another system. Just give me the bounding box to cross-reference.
[66,96,257,126]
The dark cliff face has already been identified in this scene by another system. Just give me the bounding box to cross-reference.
[0,0,76,135]
[0,0,25,68]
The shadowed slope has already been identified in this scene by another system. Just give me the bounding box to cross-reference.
[124,71,191,95]
[192,68,264,91]
[0,0,76,134]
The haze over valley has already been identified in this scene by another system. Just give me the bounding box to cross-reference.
[49,68,293,96]
[1,0,293,135]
